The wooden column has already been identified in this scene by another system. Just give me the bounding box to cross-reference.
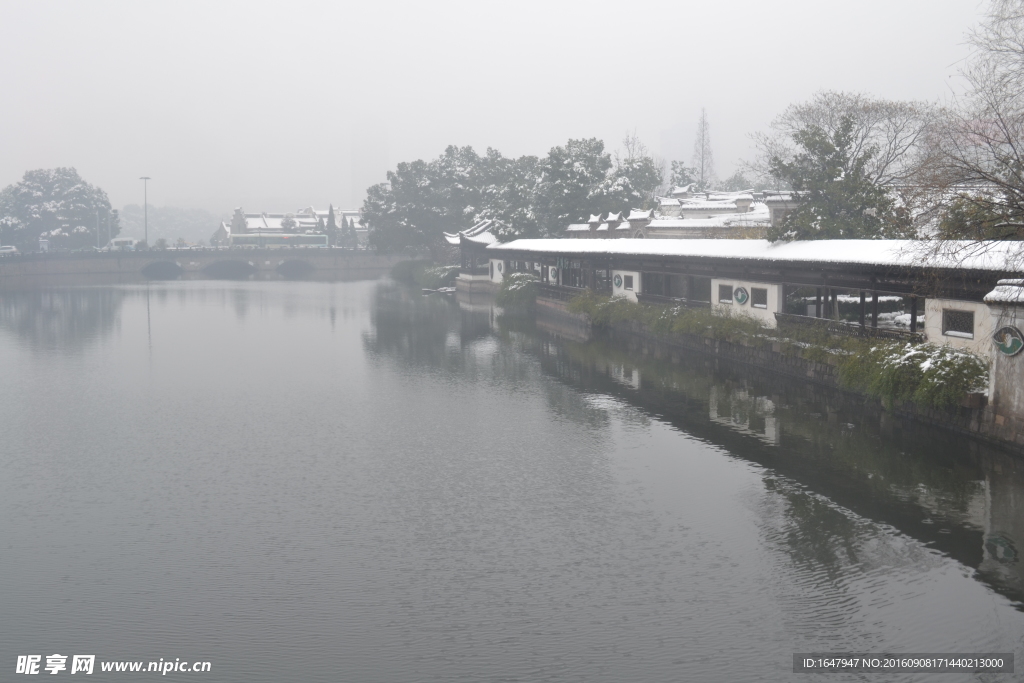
[815,288,822,318]
[859,291,866,326]
[872,292,879,328]
[910,296,918,333]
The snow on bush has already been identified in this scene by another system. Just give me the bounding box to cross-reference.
[496,272,538,310]
[839,342,989,410]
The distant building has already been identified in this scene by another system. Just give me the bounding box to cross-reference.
[212,206,367,247]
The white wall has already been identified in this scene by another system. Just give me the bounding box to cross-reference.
[711,279,783,327]
[489,258,505,284]
[923,298,994,358]
[612,270,641,302]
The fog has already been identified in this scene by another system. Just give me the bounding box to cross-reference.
[0,0,984,214]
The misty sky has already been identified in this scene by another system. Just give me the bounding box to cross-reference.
[0,0,986,216]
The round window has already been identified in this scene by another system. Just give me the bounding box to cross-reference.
[550,267,558,279]
[994,326,1024,356]
[734,287,749,305]
[614,274,623,288]
[497,262,502,272]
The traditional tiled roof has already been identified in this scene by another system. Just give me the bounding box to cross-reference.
[444,219,497,245]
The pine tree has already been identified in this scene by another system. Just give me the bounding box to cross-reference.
[691,109,716,191]
[326,204,339,245]
[344,217,357,247]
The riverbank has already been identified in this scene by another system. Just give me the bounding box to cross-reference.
[519,289,1024,455]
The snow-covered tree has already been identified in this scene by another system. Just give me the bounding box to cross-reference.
[281,214,297,233]
[0,168,119,251]
[533,138,613,234]
[767,116,912,241]
[668,161,697,190]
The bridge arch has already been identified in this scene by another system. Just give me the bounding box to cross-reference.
[141,260,184,280]
[276,260,315,279]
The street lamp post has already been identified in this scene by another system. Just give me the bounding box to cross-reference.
[139,177,151,247]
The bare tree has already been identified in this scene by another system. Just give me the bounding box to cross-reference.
[752,91,939,188]
[617,130,665,206]
[904,1,1024,271]
[934,0,1024,237]
[691,108,716,191]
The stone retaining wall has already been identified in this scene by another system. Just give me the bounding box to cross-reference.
[604,318,1023,455]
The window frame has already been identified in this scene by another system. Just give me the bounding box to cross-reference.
[751,287,768,309]
[942,309,975,339]
[623,275,634,291]
[718,284,734,304]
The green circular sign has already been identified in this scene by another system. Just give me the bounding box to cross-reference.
[734,287,749,305]
[994,326,1024,356]
[614,274,623,288]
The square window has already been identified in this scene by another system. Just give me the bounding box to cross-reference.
[751,288,768,309]
[624,275,634,291]
[719,284,733,303]
[942,309,974,338]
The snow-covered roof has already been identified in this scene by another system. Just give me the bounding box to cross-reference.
[595,224,609,232]
[678,201,740,212]
[657,197,680,207]
[985,279,1024,303]
[588,214,603,223]
[627,209,652,221]
[605,211,623,223]
[763,192,803,205]
[566,223,591,232]
[648,203,770,229]
[486,238,1024,273]
[706,191,754,200]
[444,219,498,245]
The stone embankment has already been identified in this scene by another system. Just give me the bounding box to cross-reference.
[537,295,1024,455]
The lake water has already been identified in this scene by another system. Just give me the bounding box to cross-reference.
[1,279,1022,682]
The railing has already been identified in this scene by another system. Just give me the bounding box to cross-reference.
[537,283,585,302]
[636,293,711,309]
[460,265,489,276]
[774,312,924,343]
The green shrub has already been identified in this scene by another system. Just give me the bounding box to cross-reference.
[568,292,990,411]
[496,272,539,311]
[568,291,768,342]
[839,342,989,410]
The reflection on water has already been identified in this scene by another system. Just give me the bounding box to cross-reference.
[2,281,1023,683]
[374,285,1024,610]
[0,288,125,351]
